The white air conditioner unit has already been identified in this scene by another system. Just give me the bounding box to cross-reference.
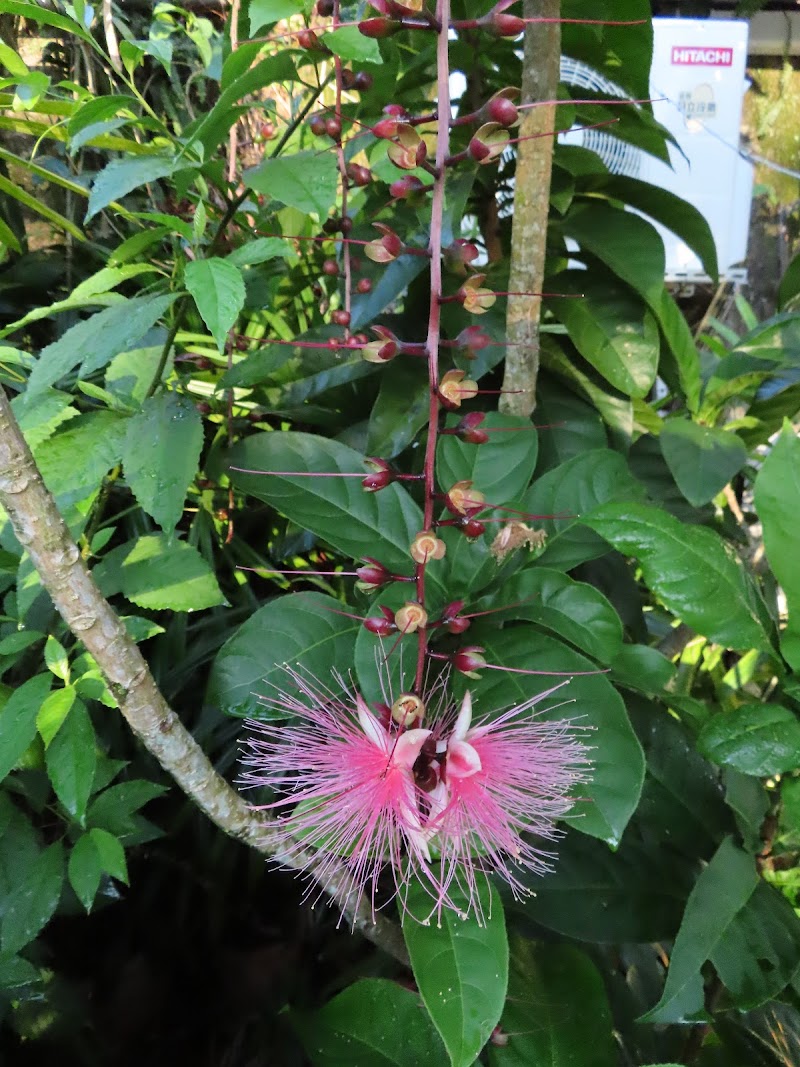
[560,18,753,283]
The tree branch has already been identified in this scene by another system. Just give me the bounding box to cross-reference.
[0,388,408,965]
[500,0,560,416]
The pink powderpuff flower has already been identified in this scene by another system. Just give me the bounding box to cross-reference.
[421,688,591,924]
[240,668,439,921]
[240,669,589,925]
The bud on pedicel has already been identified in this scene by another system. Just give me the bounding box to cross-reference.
[481,88,520,128]
[391,692,426,727]
[452,646,488,679]
[363,606,397,636]
[387,124,427,170]
[359,17,401,38]
[455,411,490,444]
[455,324,492,358]
[459,517,487,539]
[365,224,404,264]
[346,163,372,187]
[362,457,396,491]
[443,238,480,275]
[410,530,446,565]
[441,600,471,635]
[481,10,525,36]
[308,113,327,137]
[469,123,511,164]
[394,601,428,634]
[361,325,399,363]
[390,175,428,201]
[459,275,497,314]
[317,0,334,14]
[439,369,479,409]
[355,558,392,593]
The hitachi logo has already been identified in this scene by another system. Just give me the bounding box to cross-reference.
[671,46,733,66]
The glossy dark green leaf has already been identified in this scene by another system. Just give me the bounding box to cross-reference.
[711,881,800,1010]
[121,392,203,535]
[464,625,644,846]
[610,644,676,694]
[228,432,435,584]
[724,769,769,854]
[45,696,96,820]
[437,413,537,506]
[517,829,690,943]
[483,567,623,664]
[403,880,508,1067]
[209,592,359,717]
[325,26,381,63]
[68,832,103,911]
[561,0,653,99]
[184,257,245,353]
[547,273,659,397]
[350,244,429,331]
[487,939,616,1067]
[366,359,429,459]
[778,251,800,310]
[0,674,52,782]
[698,703,800,777]
[659,420,747,507]
[86,780,167,837]
[534,377,607,473]
[561,200,665,309]
[642,838,759,1023]
[522,449,646,570]
[754,422,800,670]
[654,290,702,413]
[587,502,772,652]
[298,978,445,1067]
[2,841,64,955]
[246,150,339,218]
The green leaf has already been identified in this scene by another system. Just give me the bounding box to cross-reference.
[325,26,381,62]
[547,273,660,397]
[45,697,96,820]
[698,703,800,777]
[67,832,102,910]
[403,880,508,1067]
[87,780,166,836]
[67,95,137,137]
[35,411,127,505]
[487,939,616,1067]
[208,592,359,718]
[193,52,296,153]
[725,768,769,853]
[659,420,747,507]
[482,567,623,664]
[249,0,305,34]
[754,422,800,670]
[0,173,85,242]
[654,290,702,413]
[464,625,644,846]
[245,150,339,218]
[95,534,224,612]
[561,200,665,309]
[121,392,203,534]
[44,634,70,682]
[0,674,52,781]
[779,251,800,310]
[36,685,76,747]
[90,828,128,882]
[298,978,445,1067]
[184,258,245,353]
[641,837,758,1023]
[366,359,429,459]
[610,643,676,694]
[2,841,64,955]
[226,236,296,268]
[437,413,538,506]
[228,432,433,585]
[86,154,179,221]
[586,502,772,653]
[522,449,646,570]
[12,389,78,449]
[27,293,176,394]
[712,881,800,1009]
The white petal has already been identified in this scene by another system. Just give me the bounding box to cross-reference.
[447,739,482,779]
[452,690,473,741]
[391,727,432,770]
[356,693,387,750]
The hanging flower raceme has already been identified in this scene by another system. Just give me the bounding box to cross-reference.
[240,669,589,923]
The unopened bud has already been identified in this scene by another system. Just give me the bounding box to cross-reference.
[359,16,400,38]
[410,530,446,565]
[394,601,428,634]
[456,325,492,354]
[387,124,427,170]
[355,558,391,593]
[459,517,487,539]
[362,458,395,491]
[452,646,487,678]
[483,11,525,36]
[390,175,428,200]
[362,325,399,363]
[365,224,404,264]
[391,692,426,727]
[364,615,397,637]
[469,123,510,165]
[441,600,471,635]
[444,238,480,275]
[455,411,489,444]
[346,163,372,187]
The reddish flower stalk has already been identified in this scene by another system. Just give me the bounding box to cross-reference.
[414,0,451,695]
[331,0,353,336]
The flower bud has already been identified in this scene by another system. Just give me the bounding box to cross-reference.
[445,480,485,516]
[391,692,426,727]
[356,558,392,593]
[308,114,327,137]
[439,369,479,409]
[440,600,471,635]
[456,325,492,355]
[410,530,446,565]
[469,122,511,165]
[459,517,487,539]
[362,457,395,491]
[443,238,480,275]
[361,325,399,364]
[346,163,372,187]
[364,615,396,637]
[483,11,525,36]
[383,104,409,118]
[394,601,428,634]
[455,411,490,445]
[486,95,518,127]
[372,117,400,139]
[359,17,401,38]
[390,175,428,200]
[452,646,487,678]
[387,124,427,170]
[365,224,404,264]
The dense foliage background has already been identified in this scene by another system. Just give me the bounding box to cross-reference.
[1,1,800,1064]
